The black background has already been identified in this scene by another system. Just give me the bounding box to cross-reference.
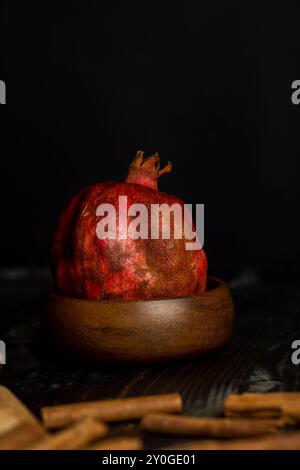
[1,1,300,277]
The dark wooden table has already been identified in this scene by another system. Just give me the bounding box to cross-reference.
[1,267,300,449]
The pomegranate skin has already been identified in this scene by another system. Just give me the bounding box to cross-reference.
[51,152,207,300]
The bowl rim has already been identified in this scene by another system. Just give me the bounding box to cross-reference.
[48,276,227,305]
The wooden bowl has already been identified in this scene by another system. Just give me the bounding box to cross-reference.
[43,277,234,364]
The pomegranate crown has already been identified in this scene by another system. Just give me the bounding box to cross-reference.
[125,150,173,191]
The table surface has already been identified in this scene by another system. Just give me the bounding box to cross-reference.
[0,267,300,449]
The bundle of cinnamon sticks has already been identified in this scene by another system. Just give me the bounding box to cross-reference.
[1,386,300,450]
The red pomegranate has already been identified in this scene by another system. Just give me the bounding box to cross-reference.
[51,151,207,300]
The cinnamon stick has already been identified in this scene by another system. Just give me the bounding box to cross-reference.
[29,418,108,450]
[141,413,282,438]
[88,437,143,450]
[165,431,300,450]
[41,393,182,430]
[281,403,300,424]
[0,386,45,438]
[0,421,46,450]
[225,392,300,419]
[226,410,281,419]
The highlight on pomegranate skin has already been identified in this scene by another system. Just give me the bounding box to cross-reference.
[51,151,207,300]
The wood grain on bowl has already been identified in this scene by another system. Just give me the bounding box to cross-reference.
[43,277,234,364]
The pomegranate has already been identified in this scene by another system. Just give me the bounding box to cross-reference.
[51,151,207,300]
